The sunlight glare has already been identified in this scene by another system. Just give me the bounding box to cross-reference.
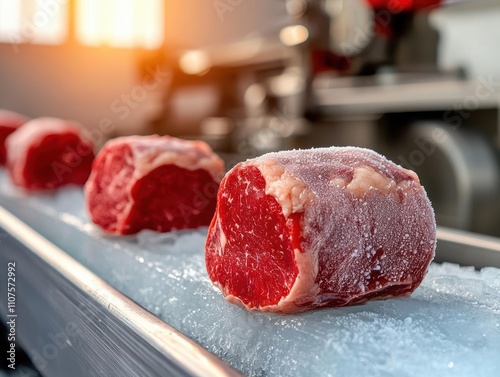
[77,0,164,49]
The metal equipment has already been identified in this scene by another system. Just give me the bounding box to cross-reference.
[152,0,500,236]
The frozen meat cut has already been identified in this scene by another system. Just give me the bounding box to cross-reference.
[205,147,436,313]
[0,110,28,165]
[6,117,94,191]
[85,135,225,235]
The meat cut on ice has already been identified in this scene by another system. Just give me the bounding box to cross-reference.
[85,135,225,235]
[205,147,436,314]
[0,110,29,165]
[6,117,94,191]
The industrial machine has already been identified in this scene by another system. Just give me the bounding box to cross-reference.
[152,0,500,237]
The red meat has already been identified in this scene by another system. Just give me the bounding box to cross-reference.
[205,147,436,314]
[6,117,94,191]
[85,135,225,235]
[0,110,29,165]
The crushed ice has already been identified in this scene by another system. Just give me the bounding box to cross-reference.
[0,170,499,377]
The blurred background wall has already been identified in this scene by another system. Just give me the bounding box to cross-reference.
[0,1,286,134]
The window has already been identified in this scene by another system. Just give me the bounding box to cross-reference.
[77,0,164,49]
[0,0,164,49]
[0,0,68,44]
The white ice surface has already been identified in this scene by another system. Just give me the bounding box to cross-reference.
[0,170,499,377]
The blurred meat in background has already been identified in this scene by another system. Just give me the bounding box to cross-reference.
[0,0,499,237]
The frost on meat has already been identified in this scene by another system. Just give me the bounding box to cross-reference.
[85,135,225,235]
[0,110,29,165]
[6,117,94,191]
[205,147,436,314]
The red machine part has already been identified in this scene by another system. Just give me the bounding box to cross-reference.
[367,0,443,38]
[366,0,442,11]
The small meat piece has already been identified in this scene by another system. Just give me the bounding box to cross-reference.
[85,135,225,235]
[0,110,29,165]
[6,117,94,191]
[205,147,436,314]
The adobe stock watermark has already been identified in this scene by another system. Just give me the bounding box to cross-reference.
[181,109,299,224]
[339,2,407,56]
[213,0,244,21]
[9,0,68,53]
[30,322,82,372]
[30,301,106,373]
[397,75,500,171]
[52,65,170,182]
[179,181,220,225]
[442,76,500,129]
[234,108,301,165]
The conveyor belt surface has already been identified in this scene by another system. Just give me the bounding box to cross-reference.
[0,171,499,377]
